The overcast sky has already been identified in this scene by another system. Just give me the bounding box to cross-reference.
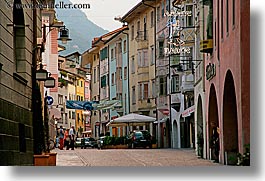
[69,0,142,31]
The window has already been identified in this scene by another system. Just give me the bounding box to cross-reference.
[72,111,76,119]
[186,5,193,27]
[143,83,148,99]
[124,67,128,80]
[100,47,108,60]
[138,84,142,100]
[114,47,117,59]
[93,68,96,83]
[101,75,107,87]
[131,25,134,40]
[151,46,155,65]
[132,86,136,104]
[80,81,83,87]
[131,56,135,74]
[143,49,148,67]
[159,77,167,96]
[158,41,164,57]
[138,51,142,67]
[123,40,127,52]
[157,6,160,22]
[226,0,229,33]
[14,0,26,74]
[69,111,71,119]
[111,48,114,60]
[58,94,63,105]
[138,82,149,100]
[151,11,154,27]
[97,66,100,82]
[171,75,180,93]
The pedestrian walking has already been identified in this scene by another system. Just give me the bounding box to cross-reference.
[64,128,70,150]
[210,122,220,163]
[59,125,64,150]
[69,126,76,150]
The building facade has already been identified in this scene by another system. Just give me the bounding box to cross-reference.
[0,0,43,165]
[121,0,156,136]
[199,0,250,164]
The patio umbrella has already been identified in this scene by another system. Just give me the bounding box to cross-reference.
[107,113,156,127]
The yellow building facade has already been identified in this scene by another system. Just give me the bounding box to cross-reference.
[121,1,156,119]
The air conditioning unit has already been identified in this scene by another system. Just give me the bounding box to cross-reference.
[200,39,213,53]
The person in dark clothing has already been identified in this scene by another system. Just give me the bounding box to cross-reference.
[211,122,220,163]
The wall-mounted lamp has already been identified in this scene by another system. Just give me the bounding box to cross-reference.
[36,64,48,80]
[42,24,72,44]
[44,77,56,88]
[57,26,72,44]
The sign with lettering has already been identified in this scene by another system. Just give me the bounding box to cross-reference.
[206,63,216,80]
[164,9,192,56]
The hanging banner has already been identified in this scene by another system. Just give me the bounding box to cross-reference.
[66,100,121,111]
[66,101,94,110]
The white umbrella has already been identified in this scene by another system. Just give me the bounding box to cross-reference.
[107,113,156,127]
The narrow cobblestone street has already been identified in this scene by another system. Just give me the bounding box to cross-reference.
[55,148,221,166]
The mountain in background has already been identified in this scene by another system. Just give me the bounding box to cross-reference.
[55,0,108,56]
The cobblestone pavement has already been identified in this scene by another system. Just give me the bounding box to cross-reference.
[55,148,222,166]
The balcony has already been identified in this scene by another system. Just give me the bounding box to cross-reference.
[200,39,213,53]
[136,31,149,49]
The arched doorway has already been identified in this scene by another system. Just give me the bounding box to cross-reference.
[197,95,204,158]
[223,70,238,165]
[208,84,219,161]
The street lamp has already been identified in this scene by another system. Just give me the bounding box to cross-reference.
[57,26,72,44]
[44,77,56,88]
[42,24,72,45]
[36,64,48,81]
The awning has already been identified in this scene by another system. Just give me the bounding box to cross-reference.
[158,108,170,115]
[181,105,195,118]
[49,108,61,120]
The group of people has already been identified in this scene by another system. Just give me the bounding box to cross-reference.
[57,125,76,150]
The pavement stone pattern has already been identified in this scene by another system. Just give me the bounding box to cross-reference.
[55,148,222,167]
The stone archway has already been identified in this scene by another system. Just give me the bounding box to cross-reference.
[223,70,238,165]
[197,95,204,158]
[208,84,219,160]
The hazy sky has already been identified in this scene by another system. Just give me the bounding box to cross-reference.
[69,0,142,31]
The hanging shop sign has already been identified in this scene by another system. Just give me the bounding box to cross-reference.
[164,9,192,56]
[181,105,195,118]
[206,63,216,80]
